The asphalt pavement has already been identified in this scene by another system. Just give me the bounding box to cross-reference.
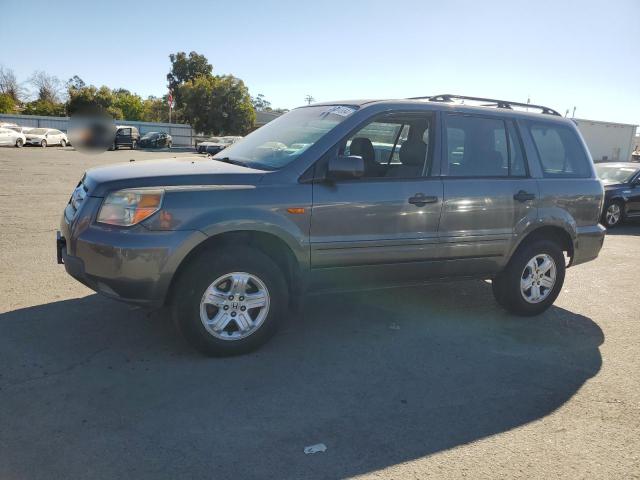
[0,146,638,479]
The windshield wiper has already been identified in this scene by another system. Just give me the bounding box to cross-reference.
[212,156,249,167]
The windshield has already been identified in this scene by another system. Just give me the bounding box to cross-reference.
[142,132,160,139]
[206,137,222,143]
[29,128,48,135]
[595,165,638,184]
[213,105,357,170]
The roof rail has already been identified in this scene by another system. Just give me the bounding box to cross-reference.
[408,94,561,116]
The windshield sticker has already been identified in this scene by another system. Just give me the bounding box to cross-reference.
[324,106,356,117]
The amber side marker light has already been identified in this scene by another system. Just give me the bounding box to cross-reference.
[286,208,305,214]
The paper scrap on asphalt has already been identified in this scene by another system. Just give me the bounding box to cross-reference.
[304,443,327,454]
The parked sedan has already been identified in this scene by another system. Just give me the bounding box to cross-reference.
[139,131,172,148]
[595,162,640,228]
[0,127,26,147]
[24,128,68,147]
[197,136,241,154]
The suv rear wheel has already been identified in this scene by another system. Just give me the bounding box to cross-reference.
[492,239,565,316]
[172,247,288,356]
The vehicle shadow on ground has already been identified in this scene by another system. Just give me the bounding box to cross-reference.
[606,222,640,236]
[0,281,603,479]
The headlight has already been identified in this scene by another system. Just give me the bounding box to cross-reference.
[97,189,164,226]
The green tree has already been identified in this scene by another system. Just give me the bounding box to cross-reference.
[141,96,169,123]
[66,75,86,92]
[167,51,212,104]
[22,99,66,116]
[113,89,144,120]
[0,93,16,113]
[251,93,272,111]
[179,75,255,135]
[66,85,117,117]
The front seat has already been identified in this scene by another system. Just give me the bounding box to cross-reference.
[349,137,380,177]
[388,129,427,177]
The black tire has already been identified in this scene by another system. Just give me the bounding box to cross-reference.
[492,239,565,316]
[15,138,23,148]
[171,246,289,356]
[60,139,66,148]
[40,139,47,148]
[602,200,623,229]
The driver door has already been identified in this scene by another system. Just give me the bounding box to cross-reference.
[309,112,444,289]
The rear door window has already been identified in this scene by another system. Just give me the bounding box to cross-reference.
[528,123,591,177]
[444,115,514,177]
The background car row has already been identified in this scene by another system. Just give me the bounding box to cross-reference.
[109,126,173,150]
[0,123,68,148]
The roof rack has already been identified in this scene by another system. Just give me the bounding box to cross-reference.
[408,94,561,116]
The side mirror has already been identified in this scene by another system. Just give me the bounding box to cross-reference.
[327,155,365,180]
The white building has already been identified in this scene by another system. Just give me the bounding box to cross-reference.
[573,118,638,162]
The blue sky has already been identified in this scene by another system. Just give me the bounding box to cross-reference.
[1,0,639,125]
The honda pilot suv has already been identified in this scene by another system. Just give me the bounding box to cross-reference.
[57,94,605,356]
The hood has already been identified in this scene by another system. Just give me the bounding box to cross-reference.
[603,182,627,189]
[84,156,266,197]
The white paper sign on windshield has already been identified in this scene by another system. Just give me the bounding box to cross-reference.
[324,106,356,117]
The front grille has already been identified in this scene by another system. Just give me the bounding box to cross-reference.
[64,179,88,223]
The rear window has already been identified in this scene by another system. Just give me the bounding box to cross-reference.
[529,123,591,178]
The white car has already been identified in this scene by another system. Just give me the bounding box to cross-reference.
[6,125,32,135]
[24,128,68,147]
[0,127,26,147]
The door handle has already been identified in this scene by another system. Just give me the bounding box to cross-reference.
[513,190,536,202]
[408,194,438,206]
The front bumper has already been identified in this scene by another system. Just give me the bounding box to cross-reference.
[58,221,207,307]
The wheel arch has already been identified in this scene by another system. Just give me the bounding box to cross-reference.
[511,225,575,267]
[165,230,303,306]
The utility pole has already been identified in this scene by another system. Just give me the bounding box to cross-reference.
[304,94,315,105]
[572,106,576,118]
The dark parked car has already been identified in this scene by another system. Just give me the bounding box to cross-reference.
[595,162,640,228]
[110,126,140,150]
[139,131,172,149]
[57,94,605,356]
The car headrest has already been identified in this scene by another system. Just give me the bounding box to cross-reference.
[399,138,427,165]
[350,137,376,164]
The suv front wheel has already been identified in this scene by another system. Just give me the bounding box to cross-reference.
[172,247,288,356]
[492,239,566,316]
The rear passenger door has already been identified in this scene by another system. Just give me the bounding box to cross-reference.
[438,113,538,274]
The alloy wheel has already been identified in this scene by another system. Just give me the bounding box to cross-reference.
[606,203,621,227]
[199,272,270,340]
[520,254,557,304]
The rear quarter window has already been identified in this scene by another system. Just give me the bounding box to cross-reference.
[528,122,591,178]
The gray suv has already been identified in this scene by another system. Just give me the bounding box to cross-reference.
[57,94,605,356]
